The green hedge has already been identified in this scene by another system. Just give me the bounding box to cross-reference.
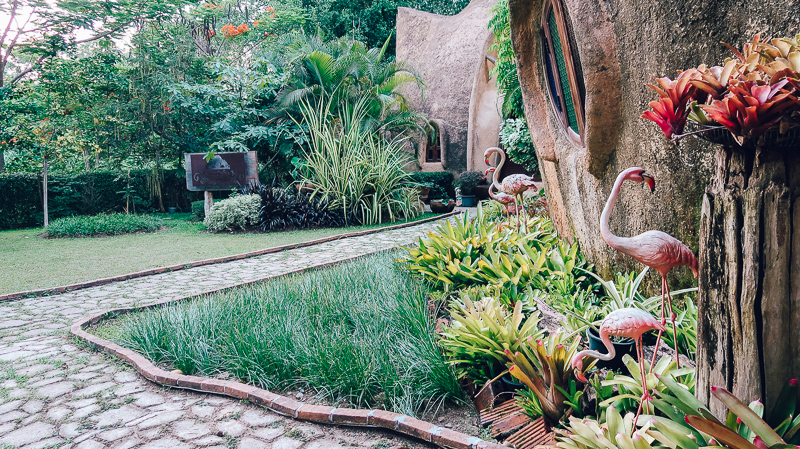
[408,171,455,199]
[0,170,202,230]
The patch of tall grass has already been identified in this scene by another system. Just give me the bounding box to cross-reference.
[113,251,463,416]
[44,213,163,237]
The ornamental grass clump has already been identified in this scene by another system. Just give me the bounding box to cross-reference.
[112,251,463,416]
[294,94,421,225]
[44,213,163,237]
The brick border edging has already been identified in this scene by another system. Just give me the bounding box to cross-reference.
[1,210,460,302]
[70,251,504,449]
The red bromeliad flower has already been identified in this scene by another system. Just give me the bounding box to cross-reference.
[700,79,797,143]
[641,70,698,140]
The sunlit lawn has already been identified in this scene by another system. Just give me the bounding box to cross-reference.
[0,212,435,295]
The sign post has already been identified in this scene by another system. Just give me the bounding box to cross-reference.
[184,151,259,215]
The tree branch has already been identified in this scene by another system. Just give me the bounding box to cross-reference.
[0,0,20,53]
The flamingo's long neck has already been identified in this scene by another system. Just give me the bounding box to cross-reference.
[491,150,505,191]
[575,330,616,363]
[600,171,633,251]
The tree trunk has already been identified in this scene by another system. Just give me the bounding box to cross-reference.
[697,143,800,417]
[0,151,5,172]
[42,155,49,227]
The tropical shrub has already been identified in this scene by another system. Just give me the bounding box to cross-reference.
[457,170,485,195]
[440,297,544,382]
[295,94,420,225]
[251,184,346,231]
[499,118,539,176]
[44,213,163,237]
[203,194,261,232]
[402,208,585,293]
[505,333,591,424]
[408,171,455,199]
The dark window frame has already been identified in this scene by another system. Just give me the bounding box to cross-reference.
[541,0,585,144]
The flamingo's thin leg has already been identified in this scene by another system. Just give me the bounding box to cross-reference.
[664,280,681,369]
[650,275,667,371]
[633,336,647,434]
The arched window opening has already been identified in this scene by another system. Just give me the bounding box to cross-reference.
[425,122,442,163]
[541,0,585,143]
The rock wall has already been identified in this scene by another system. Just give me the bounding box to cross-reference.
[396,0,497,172]
[509,0,800,288]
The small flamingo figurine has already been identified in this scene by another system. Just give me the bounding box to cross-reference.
[600,167,698,370]
[573,307,665,430]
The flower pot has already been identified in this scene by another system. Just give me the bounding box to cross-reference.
[501,374,524,392]
[168,207,177,214]
[460,195,477,207]
[430,200,455,214]
[474,184,491,200]
[586,327,636,370]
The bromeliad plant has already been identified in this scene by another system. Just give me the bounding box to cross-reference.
[440,296,544,382]
[504,333,592,424]
[641,34,800,146]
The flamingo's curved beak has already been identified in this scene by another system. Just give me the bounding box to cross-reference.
[642,172,655,192]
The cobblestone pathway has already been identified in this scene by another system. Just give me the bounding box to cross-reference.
[0,219,454,449]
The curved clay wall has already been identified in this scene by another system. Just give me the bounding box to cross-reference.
[509,0,800,287]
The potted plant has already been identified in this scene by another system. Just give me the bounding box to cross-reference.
[429,185,455,213]
[415,182,434,203]
[457,170,484,207]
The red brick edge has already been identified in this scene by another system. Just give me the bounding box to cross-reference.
[69,251,504,449]
[1,210,460,302]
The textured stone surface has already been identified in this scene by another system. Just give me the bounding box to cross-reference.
[396,0,498,172]
[0,219,455,448]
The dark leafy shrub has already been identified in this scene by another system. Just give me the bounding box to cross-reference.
[0,170,201,230]
[251,183,346,231]
[408,171,455,199]
[457,170,485,195]
[44,213,163,237]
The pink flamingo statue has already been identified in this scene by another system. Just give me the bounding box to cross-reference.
[484,167,522,219]
[573,307,665,430]
[601,167,698,370]
[484,147,538,229]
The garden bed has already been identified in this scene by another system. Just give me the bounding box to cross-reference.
[78,250,500,448]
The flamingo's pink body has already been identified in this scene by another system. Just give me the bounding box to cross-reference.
[573,307,665,429]
[484,167,522,216]
[601,167,698,369]
[484,148,538,229]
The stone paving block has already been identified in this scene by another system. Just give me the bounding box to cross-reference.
[0,421,55,446]
[271,436,304,449]
[237,437,271,449]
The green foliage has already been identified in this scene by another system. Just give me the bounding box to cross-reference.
[113,251,464,416]
[499,118,539,176]
[0,170,198,230]
[440,297,544,382]
[0,173,40,229]
[203,194,261,232]
[487,0,524,119]
[505,333,590,424]
[401,207,585,293]
[302,0,471,53]
[408,171,455,199]
[249,183,347,231]
[44,213,163,238]
[457,170,485,195]
[295,95,420,225]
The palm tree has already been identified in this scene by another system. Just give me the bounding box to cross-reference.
[271,31,428,136]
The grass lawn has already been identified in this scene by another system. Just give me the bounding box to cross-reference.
[99,251,463,416]
[0,212,435,295]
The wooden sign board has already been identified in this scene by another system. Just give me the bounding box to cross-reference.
[184,151,258,191]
